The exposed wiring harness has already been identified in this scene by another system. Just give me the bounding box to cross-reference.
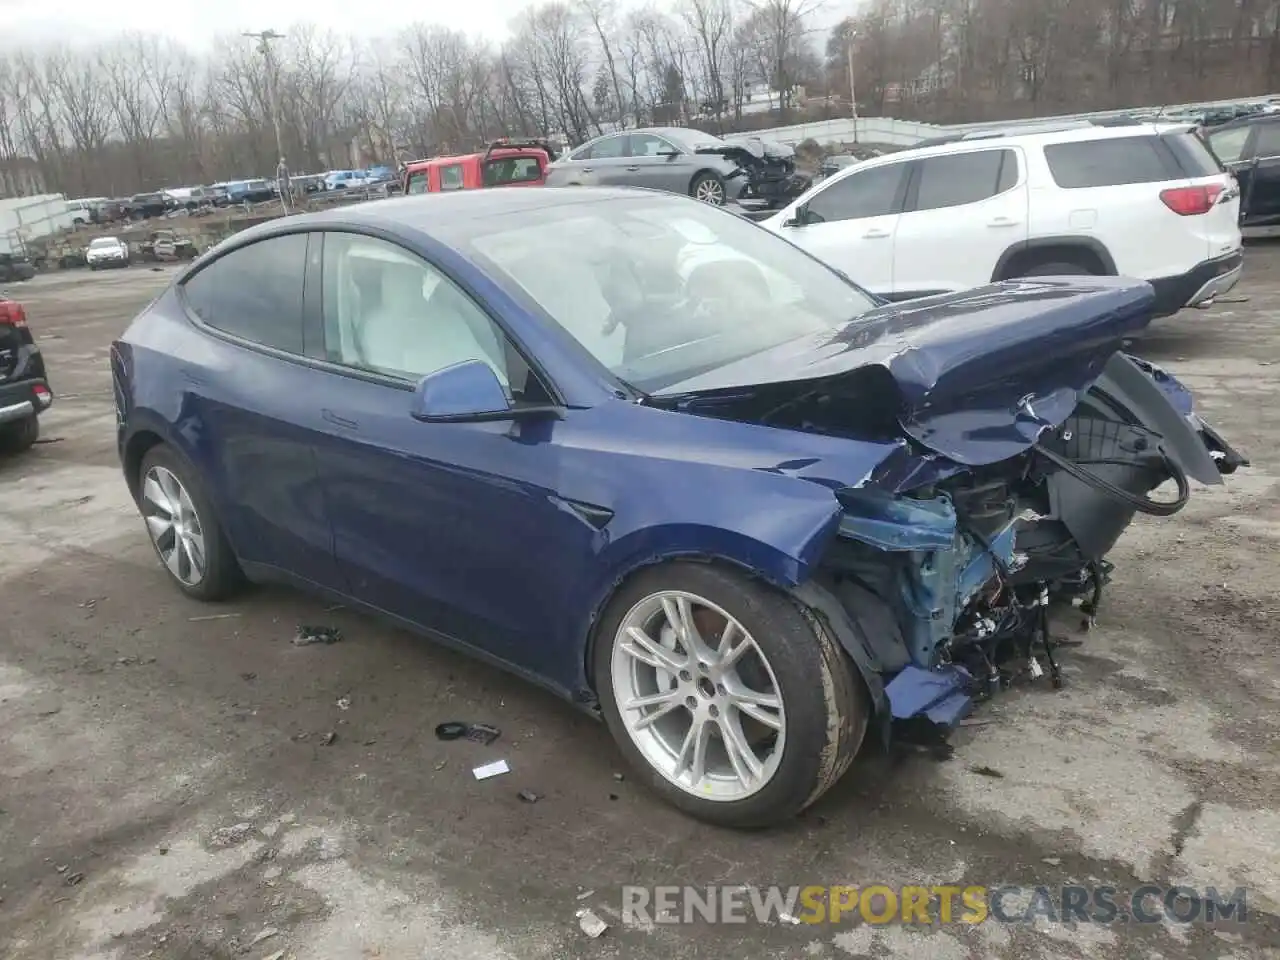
[1031,442,1190,517]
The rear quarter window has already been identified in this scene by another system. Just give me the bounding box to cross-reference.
[1043,136,1182,188]
[1162,132,1224,176]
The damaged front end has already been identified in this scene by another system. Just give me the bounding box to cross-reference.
[654,278,1248,744]
[829,352,1249,734]
[696,138,813,209]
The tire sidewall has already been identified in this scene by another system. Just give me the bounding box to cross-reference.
[0,414,39,454]
[137,444,239,601]
[1015,261,1094,278]
[593,561,866,827]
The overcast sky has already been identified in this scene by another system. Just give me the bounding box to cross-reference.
[1,0,549,48]
[1,0,847,52]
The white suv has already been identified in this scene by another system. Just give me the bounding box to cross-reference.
[763,123,1242,317]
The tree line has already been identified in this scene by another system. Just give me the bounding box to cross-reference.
[0,0,1275,200]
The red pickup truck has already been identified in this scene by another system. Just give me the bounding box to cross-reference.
[402,139,559,195]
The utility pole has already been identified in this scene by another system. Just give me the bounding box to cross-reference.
[243,29,288,208]
[845,27,859,143]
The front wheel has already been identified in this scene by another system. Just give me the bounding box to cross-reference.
[137,445,243,601]
[594,562,867,828]
[690,172,727,205]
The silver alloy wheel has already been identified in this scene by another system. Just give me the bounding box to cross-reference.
[694,178,725,204]
[611,590,786,801]
[141,465,207,586]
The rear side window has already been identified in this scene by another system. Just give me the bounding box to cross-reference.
[580,135,626,160]
[911,149,1017,212]
[439,164,465,191]
[181,234,307,354]
[1044,136,1181,188]
[806,162,906,222]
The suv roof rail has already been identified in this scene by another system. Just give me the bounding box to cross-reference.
[912,115,1168,150]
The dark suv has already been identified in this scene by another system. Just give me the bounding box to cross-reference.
[0,293,52,453]
[0,253,36,283]
[1202,112,1280,237]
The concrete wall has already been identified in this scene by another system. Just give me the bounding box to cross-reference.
[0,195,73,255]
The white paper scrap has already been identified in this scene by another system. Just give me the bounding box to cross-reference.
[472,759,510,780]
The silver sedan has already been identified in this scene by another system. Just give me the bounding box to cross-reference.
[544,127,747,205]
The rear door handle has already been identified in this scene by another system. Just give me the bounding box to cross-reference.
[988,217,1020,228]
[581,167,594,174]
[625,165,640,172]
[322,408,358,430]
[862,229,891,239]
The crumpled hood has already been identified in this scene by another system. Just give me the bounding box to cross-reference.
[654,277,1157,466]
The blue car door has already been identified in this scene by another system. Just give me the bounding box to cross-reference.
[173,231,341,590]
[304,231,599,678]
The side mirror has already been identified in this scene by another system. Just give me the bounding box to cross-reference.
[782,204,810,227]
[657,149,681,159]
[410,360,562,424]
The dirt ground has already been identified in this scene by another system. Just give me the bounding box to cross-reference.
[1,256,1278,960]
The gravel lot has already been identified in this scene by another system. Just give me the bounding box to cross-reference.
[1,255,1278,960]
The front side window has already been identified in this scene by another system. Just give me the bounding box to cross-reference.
[805,162,906,222]
[448,195,877,393]
[181,233,307,354]
[407,172,429,194]
[912,149,1017,212]
[439,164,465,191]
[1252,122,1280,158]
[319,233,542,401]
[629,133,677,157]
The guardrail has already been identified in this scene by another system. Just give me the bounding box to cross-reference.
[724,93,1278,147]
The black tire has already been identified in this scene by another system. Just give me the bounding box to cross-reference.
[137,444,243,601]
[593,561,868,828]
[0,414,39,454]
[690,171,727,205]
[1011,260,1096,278]
[89,264,98,271]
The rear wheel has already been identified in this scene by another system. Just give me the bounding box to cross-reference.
[594,562,867,828]
[690,172,727,205]
[0,414,39,454]
[1011,260,1097,278]
[137,445,242,601]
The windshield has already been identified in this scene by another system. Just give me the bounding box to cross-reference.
[89,238,119,249]
[451,195,877,392]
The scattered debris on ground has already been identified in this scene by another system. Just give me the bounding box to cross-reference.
[576,907,609,938]
[248,926,279,946]
[435,721,501,745]
[188,613,241,622]
[517,789,540,803]
[209,822,253,847]
[473,760,510,780]
[292,625,342,646]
